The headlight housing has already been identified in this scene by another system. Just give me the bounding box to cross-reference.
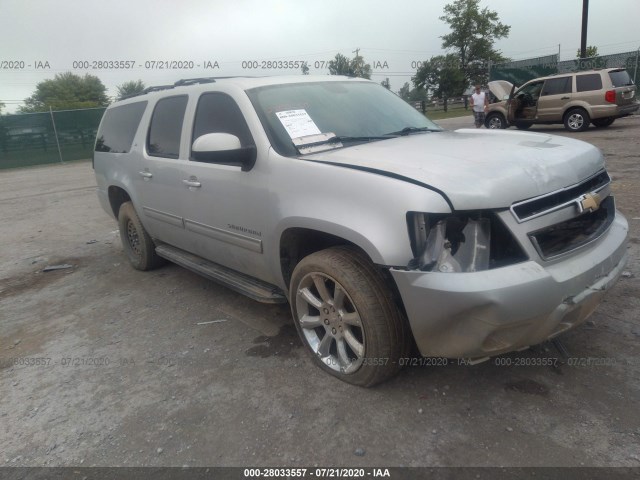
[407,212,527,272]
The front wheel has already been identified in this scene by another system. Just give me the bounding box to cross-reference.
[289,247,407,387]
[485,112,507,129]
[118,201,165,271]
[564,108,591,132]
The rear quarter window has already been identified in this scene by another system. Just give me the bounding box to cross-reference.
[609,70,633,87]
[576,74,603,92]
[95,101,147,153]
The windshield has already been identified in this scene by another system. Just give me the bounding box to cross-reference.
[246,80,441,156]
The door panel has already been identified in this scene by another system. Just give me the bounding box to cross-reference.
[537,76,572,121]
[180,161,272,280]
[180,92,273,281]
[135,95,192,251]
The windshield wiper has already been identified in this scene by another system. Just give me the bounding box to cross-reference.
[293,132,396,154]
[326,135,397,143]
[385,126,440,136]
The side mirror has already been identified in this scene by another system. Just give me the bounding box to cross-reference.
[192,133,241,152]
[191,133,257,171]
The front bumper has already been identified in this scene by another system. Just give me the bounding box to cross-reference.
[390,212,628,359]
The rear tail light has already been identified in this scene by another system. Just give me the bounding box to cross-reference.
[605,90,616,103]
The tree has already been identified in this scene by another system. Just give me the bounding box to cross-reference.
[0,101,5,114]
[19,72,109,112]
[574,45,606,70]
[351,52,371,79]
[328,52,371,79]
[398,82,428,103]
[413,54,466,112]
[329,53,352,76]
[301,63,309,75]
[116,80,146,100]
[381,78,391,90]
[398,83,412,101]
[440,0,510,86]
[576,46,598,59]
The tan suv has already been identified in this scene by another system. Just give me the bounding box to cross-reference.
[485,68,638,132]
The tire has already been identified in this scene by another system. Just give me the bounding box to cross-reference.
[515,122,532,130]
[117,201,165,271]
[485,112,507,129]
[592,117,615,128]
[289,246,407,387]
[563,108,590,132]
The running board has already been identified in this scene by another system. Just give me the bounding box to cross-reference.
[155,244,287,304]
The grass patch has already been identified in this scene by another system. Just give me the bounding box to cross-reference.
[424,105,474,120]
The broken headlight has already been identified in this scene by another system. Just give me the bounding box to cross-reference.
[407,212,527,272]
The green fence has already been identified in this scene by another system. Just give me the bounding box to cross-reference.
[489,50,640,92]
[0,107,106,170]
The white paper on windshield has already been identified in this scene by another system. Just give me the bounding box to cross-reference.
[275,109,321,139]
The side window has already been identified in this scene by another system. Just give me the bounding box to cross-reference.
[518,81,544,97]
[147,95,188,158]
[192,93,254,148]
[576,74,603,92]
[190,93,255,167]
[541,77,571,96]
[95,101,147,153]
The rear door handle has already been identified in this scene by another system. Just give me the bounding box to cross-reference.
[560,96,570,100]
[139,171,153,178]
[183,179,201,188]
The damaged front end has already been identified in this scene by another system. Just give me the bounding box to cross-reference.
[395,207,628,359]
[406,211,528,273]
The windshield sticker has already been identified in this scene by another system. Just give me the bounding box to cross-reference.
[275,109,321,139]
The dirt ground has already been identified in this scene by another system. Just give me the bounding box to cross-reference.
[1,116,639,468]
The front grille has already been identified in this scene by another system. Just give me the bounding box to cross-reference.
[529,196,615,260]
[512,170,610,222]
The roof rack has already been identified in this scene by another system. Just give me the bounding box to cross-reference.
[174,77,217,87]
[119,84,174,100]
[144,84,176,93]
[118,76,252,101]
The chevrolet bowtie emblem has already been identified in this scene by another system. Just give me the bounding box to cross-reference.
[577,192,602,213]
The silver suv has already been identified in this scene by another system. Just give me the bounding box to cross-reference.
[486,68,638,131]
[93,76,628,386]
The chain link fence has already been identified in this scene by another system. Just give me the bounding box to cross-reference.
[489,50,640,92]
[0,107,105,170]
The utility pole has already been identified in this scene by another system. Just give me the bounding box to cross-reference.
[580,0,589,59]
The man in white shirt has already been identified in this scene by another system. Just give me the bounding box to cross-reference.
[470,85,489,128]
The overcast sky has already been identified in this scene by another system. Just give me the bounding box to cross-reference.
[1,0,639,113]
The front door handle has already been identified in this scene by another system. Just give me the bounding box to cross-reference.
[183,179,202,188]
[139,171,153,178]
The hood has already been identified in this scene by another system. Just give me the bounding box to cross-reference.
[304,130,604,210]
[488,80,514,101]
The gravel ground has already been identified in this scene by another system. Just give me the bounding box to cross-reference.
[1,116,639,468]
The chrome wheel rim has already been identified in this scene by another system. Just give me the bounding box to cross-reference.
[488,116,502,128]
[568,113,584,130]
[126,220,141,256]
[295,272,365,374]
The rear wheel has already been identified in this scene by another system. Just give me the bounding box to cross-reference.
[289,246,407,387]
[564,108,590,132]
[118,201,165,271]
[592,117,615,128]
[485,112,507,129]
